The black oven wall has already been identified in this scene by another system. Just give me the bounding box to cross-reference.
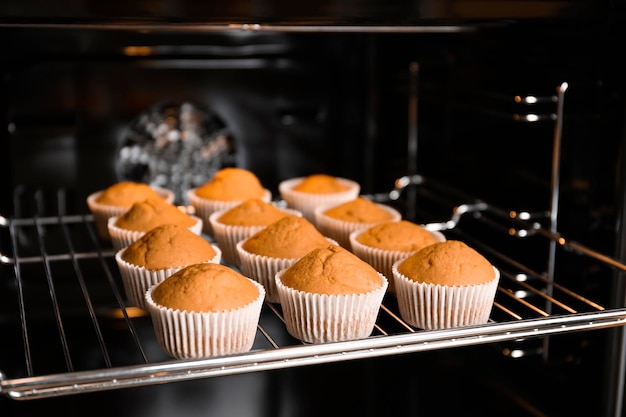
[2,19,624,227]
[0,30,376,216]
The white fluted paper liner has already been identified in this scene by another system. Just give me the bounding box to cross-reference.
[186,188,272,236]
[209,206,302,267]
[349,229,446,294]
[275,269,388,343]
[278,177,360,225]
[115,244,222,310]
[236,237,338,304]
[107,214,203,252]
[145,279,265,359]
[392,262,500,330]
[314,203,402,249]
[86,186,175,241]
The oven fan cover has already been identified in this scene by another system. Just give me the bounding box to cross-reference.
[115,101,236,204]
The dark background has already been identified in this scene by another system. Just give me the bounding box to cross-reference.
[2,2,626,416]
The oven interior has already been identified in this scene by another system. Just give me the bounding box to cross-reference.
[2,9,626,417]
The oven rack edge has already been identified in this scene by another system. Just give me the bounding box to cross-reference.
[2,309,626,400]
[2,178,626,400]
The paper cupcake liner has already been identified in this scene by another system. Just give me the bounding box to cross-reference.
[236,237,338,304]
[209,206,302,267]
[186,188,272,236]
[392,262,500,330]
[86,186,175,241]
[115,245,222,310]
[107,214,203,252]
[349,229,446,294]
[314,203,402,249]
[278,177,360,225]
[145,279,265,359]
[275,269,388,343]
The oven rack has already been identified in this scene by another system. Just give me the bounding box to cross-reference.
[2,177,626,400]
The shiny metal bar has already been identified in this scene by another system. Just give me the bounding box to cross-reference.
[2,309,625,400]
[0,23,478,34]
[32,215,74,372]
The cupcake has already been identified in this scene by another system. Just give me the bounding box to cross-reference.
[209,198,301,267]
[275,245,388,343]
[236,215,337,303]
[145,263,265,359]
[349,220,446,294]
[86,181,174,241]
[392,240,500,330]
[314,197,402,249]
[115,224,222,309]
[187,167,271,235]
[278,174,360,224]
[107,197,203,251]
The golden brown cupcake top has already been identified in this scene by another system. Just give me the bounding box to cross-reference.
[280,245,382,295]
[357,220,438,252]
[96,181,163,207]
[151,263,259,313]
[114,197,196,232]
[292,174,351,194]
[121,224,216,270]
[241,215,330,258]
[397,240,495,286]
[217,198,289,226]
[322,197,395,223]
[194,167,265,201]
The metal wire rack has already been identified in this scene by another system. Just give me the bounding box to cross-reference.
[2,175,626,401]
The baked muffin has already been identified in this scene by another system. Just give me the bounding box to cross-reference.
[115,224,222,309]
[349,220,446,294]
[145,263,265,359]
[186,167,271,235]
[275,244,388,343]
[278,174,360,224]
[314,197,402,249]
[86,181,174,241]
[209,198,301,267]
[392,240,500,330]
[236,215,337,303]
[107,197,203,251]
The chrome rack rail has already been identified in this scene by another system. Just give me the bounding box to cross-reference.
[4,310,626,400]
[1,178,626,400]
